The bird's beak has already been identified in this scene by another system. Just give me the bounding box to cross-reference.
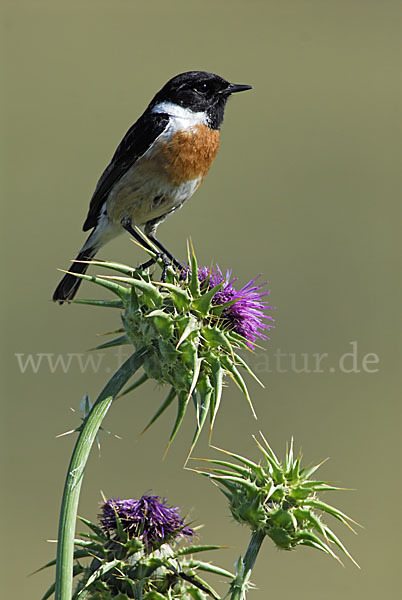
[222,82,253,95]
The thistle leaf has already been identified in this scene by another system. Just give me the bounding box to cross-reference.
[295,530,341,563]
[76,516,105,539]
[31,548,90,574]
[176,315,199,349]
[101,275,162,304]
[306,500,360,530]
[187,560,234,578]
[209,358,223,436]
[73,259,137,276]
[191,282,224,317]
[221,356,256,419]
[117,373,149,399]
[300,458,329,480]
[75,559,122,598]
[168,390,191,446]
[175,544,223,556]
[233,352,264,387]
[141,387,176,434]
[154,281,190,311]
[202,326,233,354]
[40,565,84,600]
[188,239,200,297]
[71,298,124,309]
[188,377,212,458]
[208,445,261,472]
[60,270,130,300]
[192,458,251,478]
[90,334,130,351]
[323,526,360,567]
[40,582,56,600]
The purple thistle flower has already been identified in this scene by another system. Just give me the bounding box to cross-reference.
[100,494,194,550]
[198,265,274,348]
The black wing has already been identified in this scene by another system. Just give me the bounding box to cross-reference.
[83,111,170,231]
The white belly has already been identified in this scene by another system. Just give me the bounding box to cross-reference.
[106,162,201,226]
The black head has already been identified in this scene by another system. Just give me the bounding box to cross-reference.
[149,71,252,129]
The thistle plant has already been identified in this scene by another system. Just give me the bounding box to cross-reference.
[53,239,273,600]
[48,236,359,600]
[192,433,359,600]
[42,494,233,600]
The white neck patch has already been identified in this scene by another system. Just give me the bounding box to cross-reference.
[152,101,208,128]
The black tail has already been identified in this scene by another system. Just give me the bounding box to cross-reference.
[53,248,98,303]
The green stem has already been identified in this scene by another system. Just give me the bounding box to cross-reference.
[230,530,266,600]
[55,349,147,600]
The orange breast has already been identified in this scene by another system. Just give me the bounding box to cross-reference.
[159,124,220,185]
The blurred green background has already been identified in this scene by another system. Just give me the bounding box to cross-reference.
[2,0,401,597]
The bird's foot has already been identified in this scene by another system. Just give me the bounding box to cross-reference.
[139,253,185,282]
[139,252,170,282]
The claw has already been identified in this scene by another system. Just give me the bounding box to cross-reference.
[139,253,184,281]
[139,256,158,270]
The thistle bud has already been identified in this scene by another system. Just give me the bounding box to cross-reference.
[194,433,360,566]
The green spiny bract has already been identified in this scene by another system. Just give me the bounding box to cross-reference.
[193,433,360,566]
[69,241,268,451]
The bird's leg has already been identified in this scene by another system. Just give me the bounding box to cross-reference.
[121,220,172,281]
[146,233,185,272]
[121,220,157,255]
[144,218,185,273]
[159,254,171,282]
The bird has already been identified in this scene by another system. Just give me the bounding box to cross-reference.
[53,70,252,303]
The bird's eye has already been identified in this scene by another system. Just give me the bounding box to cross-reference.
[194,81,211,93]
